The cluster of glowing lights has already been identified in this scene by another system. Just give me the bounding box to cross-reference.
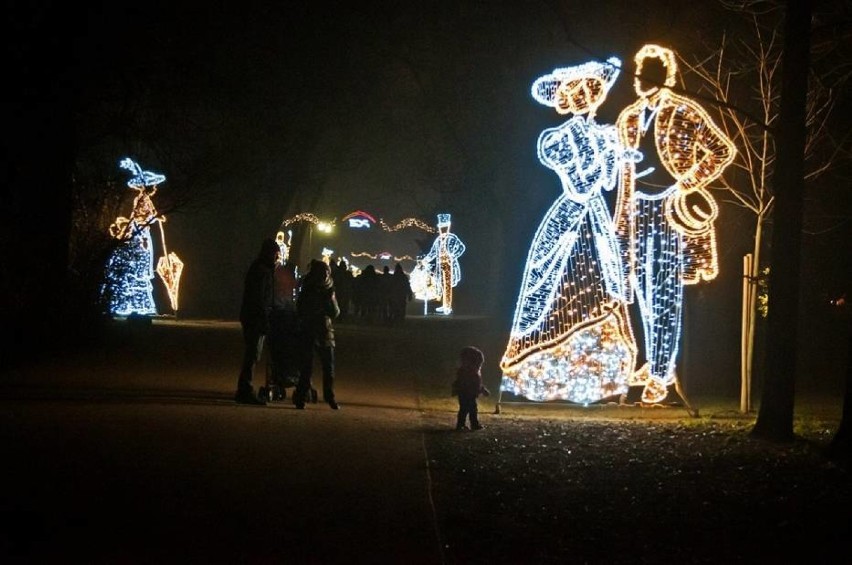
[282,211,435,234]
[280,210,435,276]
[341,210,376,229]
[379,217,436,233]
[276,230,293,263]
[501,45,735,405]
[103,158,184,316]
[282,212,322,227]
[350,251,415,262]
[410,257,441,307]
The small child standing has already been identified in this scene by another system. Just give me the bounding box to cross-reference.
[452,346,490,430]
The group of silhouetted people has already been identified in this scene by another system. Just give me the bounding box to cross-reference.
[235,238,340,409]
[234,239,416,407]
[332,258,414,326]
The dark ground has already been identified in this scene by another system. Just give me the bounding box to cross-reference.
[1,315,849,564]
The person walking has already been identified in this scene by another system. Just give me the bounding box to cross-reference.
[234,237,280,405]
[388,263,414,325]
[295,260,341,410]
[452,346,490,430]
[332,257,354,321]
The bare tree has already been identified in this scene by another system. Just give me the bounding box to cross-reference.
[684,7,839,413]
[748,0,811,442]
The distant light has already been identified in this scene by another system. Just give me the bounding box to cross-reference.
[341,210,377,224]
[348,218,371,229]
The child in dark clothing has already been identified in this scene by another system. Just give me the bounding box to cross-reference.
[452,346,490,430]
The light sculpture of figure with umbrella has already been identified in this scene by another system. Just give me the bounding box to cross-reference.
[104,158,183,316]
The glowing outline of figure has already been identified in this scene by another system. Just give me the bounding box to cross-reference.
[500,57,641,404]
[615,44,736,403]
[421,213,466,315]
[104,159,168,316]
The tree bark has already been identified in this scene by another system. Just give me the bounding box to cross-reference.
[827,312,852,463]
[2,3,77,370]
[751,0,811,442]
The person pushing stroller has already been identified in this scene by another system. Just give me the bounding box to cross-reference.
[261,261,302,401]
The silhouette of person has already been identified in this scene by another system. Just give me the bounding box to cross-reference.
[295,259,341,410]
[615,44,736,403]
[333,257,354,321]
[268,260,300,393]
[355,264,380,323]
[388,263,414,325]
[380,265,392,323]
[452,346,490,430]
[235,237,280,405]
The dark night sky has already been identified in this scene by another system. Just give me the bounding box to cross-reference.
[21,1,847,393]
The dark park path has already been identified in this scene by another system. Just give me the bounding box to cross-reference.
[0,315,506,564]
[1,316,849,564]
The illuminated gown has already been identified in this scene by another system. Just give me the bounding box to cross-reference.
[105,220,158,316]
[500,115,637,404]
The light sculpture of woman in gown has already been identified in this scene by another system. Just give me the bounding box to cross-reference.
[104,158,167,316]
[500,58,640,404]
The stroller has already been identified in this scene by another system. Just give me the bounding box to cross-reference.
[259,308,318,404]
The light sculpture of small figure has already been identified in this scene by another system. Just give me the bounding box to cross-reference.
[500,57,641,404]
[614,44,736,403]
[409,256,441,315]
[276,229,293,264]
[421,213,466,315]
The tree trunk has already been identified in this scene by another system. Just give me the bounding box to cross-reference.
[827,314,852,463]
[750,0,811,442]
[3,3,77,370]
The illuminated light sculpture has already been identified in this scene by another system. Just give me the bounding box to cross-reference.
[501,57,640,405]
[156,235,184,312]
[409,256,441,315]
[614,44,736,403]
[502,47,735,406]
[350,251,415,262]
[276,230,293,263]
[342,210,377,229]
[103,158,183,316]
[420,213,465,315]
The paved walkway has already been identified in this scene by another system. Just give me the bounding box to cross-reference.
[1,318,461,563]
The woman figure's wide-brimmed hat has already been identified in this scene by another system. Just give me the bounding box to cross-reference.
[120,157,166,189]
[531,56,621,109]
